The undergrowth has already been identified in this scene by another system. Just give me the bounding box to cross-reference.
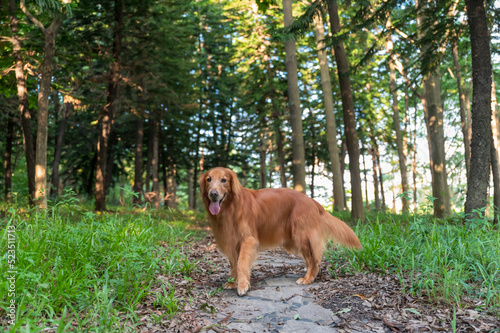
[328,210,500,317]
[0,193,204,332]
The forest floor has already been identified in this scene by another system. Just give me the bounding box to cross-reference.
[136,233,500,333]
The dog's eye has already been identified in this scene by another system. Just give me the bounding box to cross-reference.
[221,179,227,183]
[207,177,212,182]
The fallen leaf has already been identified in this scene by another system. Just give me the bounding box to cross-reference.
[333,308,351,315]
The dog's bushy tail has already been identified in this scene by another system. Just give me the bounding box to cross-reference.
[321,213,362,249]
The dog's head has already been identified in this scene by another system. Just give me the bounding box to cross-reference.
[199,167,242,216]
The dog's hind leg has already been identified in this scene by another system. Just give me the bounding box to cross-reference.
[296,234,324,285]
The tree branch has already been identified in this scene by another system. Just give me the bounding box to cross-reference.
[20,0,46,33]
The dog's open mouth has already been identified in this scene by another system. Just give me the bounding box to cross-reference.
[209,193,226,215]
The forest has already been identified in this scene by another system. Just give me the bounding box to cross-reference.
[1,0,500,331]
[0,0,499,219]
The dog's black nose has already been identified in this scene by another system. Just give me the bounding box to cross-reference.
[209,190,218,200]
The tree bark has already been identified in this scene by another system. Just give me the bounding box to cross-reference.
[145,120,154,194]
[51,99,72,197]
[375,142,386,210]
[21,0,63,208]
[34,19,62,208]
[259,127,267,189]
[417,0,450,218]
[362,152,369,210]
[451,42,471,179]
[312,8,344,209]
[95,0,123,211]
[276,121,287,188]
[282,0,307,194]
[327,0,364,220]
[371,147,380,210]
[464,0,493,219]
[151,119,160,209]
[105,129,117,194]
[9,0,36,205]
[422,71,451,218]
[385,24,409,212]
[133,116,144,205]
[340,139,347,208]
[4,113,15,202]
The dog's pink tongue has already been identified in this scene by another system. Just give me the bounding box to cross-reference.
[209,201,221,215]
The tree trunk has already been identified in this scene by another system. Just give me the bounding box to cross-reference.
[362,151,369,210]
[165,166,177,209]
[375,142,386,210]
[451,42,471,178]
[340,139,347,208]
[133,116,144,205]
[192,114,202,209]
[20,0,63,208]
[151,119,160,209]
[95,0,123,211]
[464,0,493,219]
[51,99,72,197]
[386,25,409,212]
[412,96,418,210]
[327,0,364,220]
[145,121,154,194]
[105,129,117,194]
[9,0,36,205]
[259,128,267,189]
[86,153,97,197]
[422,71,451,217]
[282,0,307,194]
[34,17,62,208]
[489,77,499,223]
[187,162,194,209]
[417,0,450,218]
[371,147,380,210]
[276,123,287,188]
[312,9,344,209]
[4,113,15,202]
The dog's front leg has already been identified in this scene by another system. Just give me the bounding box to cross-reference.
[236,237,258,296]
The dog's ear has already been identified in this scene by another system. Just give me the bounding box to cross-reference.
[199,171,208,199]
[229,169,242,196]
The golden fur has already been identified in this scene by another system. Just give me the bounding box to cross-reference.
[199,167,362,296]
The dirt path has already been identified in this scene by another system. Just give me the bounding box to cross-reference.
[139,236,500,332]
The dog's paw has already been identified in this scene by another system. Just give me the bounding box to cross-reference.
[296,277,312,285]
[223,281,236,289]
[237,280,250,296]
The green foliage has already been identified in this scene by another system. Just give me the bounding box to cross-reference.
[0,197,201,332]
[328,210,500,316]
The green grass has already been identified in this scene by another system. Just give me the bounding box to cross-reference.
[328,210,500,316]
[0,196,204,332]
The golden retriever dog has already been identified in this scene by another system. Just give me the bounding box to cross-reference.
[200,167,362,296]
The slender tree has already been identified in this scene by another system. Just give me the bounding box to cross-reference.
[385,19,409,212]
[50,96,73,197]
[283,0,307,193]
[326,0,364,220]
[8,0,36,205]
[95,0,124,211]
[311,3,344,209]
[417,0,450,218]
[21,0,63,208]
[464,0,492,218]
